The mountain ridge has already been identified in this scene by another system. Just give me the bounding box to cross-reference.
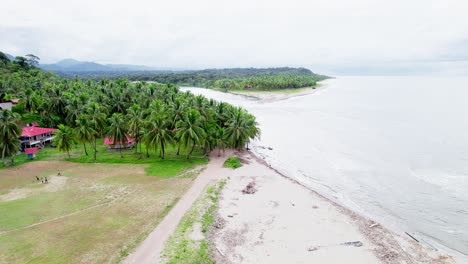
[39,58,157,72]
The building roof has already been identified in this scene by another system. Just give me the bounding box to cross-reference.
[104,136,135,145]
[21,127,57,137]
[0,102,13,110]
[25,147,39,154]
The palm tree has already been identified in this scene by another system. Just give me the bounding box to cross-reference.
[224,107,260,149]
[0,110,21,166]
[54,124,76,159]
[86,102,107,136]
[20,88,37,112]
[126,104,144,156]
[214,127,227,157]
[175,109,206,159]
[75,115,97,157]
[106,113,128,158]
[143,114,173,159]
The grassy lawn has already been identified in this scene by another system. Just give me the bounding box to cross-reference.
[161,180,226,264]
[0,161,197,263]
[4,138,208,178]
[0,139,210,263]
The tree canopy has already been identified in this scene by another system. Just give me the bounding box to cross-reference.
[0,52,261,163]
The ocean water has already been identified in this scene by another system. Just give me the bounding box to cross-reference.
[181,76,468,255]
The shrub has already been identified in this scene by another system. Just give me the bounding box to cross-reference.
[224,156,242,169]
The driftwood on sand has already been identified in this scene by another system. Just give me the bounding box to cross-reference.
[242,181,257,194]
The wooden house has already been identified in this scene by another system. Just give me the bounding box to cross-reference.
[103,136,135,150]
[20,126,57,149]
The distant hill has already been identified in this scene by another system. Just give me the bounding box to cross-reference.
[39,58,156,72]
[5,53,14,61]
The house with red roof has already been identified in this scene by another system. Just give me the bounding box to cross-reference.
[20,125,57,148]
[103,135,135,150]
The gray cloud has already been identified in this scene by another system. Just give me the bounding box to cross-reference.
[1,0,468,74]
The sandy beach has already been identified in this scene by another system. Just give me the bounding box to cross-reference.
[210,151,459,264]
[229,87,321,103]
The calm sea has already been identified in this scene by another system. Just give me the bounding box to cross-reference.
[182,76,468,256]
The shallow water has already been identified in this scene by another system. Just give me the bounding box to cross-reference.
[182,76,468,255]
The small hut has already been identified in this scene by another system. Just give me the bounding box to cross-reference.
[103,136,135,151]
[25,147,39,159]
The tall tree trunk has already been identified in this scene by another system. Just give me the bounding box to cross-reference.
[218,147,221,157]
[119,146,123,158]
[146,146,149,158]
[188,143,195,159]
[139,141,142,159]
[177,145,180,156]
[67,150,70,159]
[2,145,6,167]
[93,138,97,160]
[83,143,88,156]
[134,131,138,154]
[161,142,165,159]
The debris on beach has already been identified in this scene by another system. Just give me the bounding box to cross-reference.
[238,157,250,164]
[242,181,257,194]
[290,201,295,206]
[341,241,363,247]
[312,205,319,209]
[213,216,225,229]
[268,147,273,150]
[307,246,320,251]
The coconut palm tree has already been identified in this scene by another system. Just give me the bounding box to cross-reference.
[143,114,173,159]
[126,104,145,156]
[75,115,97,157]
[54,124,76,159]
[175,109,206,159]
[0,110,21,166]
[106,113,128,158]
[224,107,259,149]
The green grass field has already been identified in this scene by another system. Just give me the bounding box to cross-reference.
[0,139,209,263]
[5,138,208,177]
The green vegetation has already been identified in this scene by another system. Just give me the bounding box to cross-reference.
[0,162,195,263]
[0,51,261,169]
[2,137,207,177]
[52,67,329,91]
[224,155,242,169]
[162,180,226,264]
[0,110,21,166]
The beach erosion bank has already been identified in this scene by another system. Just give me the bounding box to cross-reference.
[211,150,461,264]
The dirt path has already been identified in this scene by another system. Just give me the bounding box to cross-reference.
[124,151,232,264]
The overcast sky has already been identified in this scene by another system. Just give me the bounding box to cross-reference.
[1,0,468,74]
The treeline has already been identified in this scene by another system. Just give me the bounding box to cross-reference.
[52,67,329,91]
[0,52,260,165]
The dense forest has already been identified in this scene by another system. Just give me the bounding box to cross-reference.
[53,67,329,91]
[0,52,260,165]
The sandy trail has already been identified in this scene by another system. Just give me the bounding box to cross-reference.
[124,151,232,264]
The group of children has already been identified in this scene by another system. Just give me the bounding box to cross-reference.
[35,175,49,184]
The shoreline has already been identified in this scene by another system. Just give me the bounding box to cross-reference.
[210,150,462,263]
[250,146,468,261]
[228,86,323,103]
